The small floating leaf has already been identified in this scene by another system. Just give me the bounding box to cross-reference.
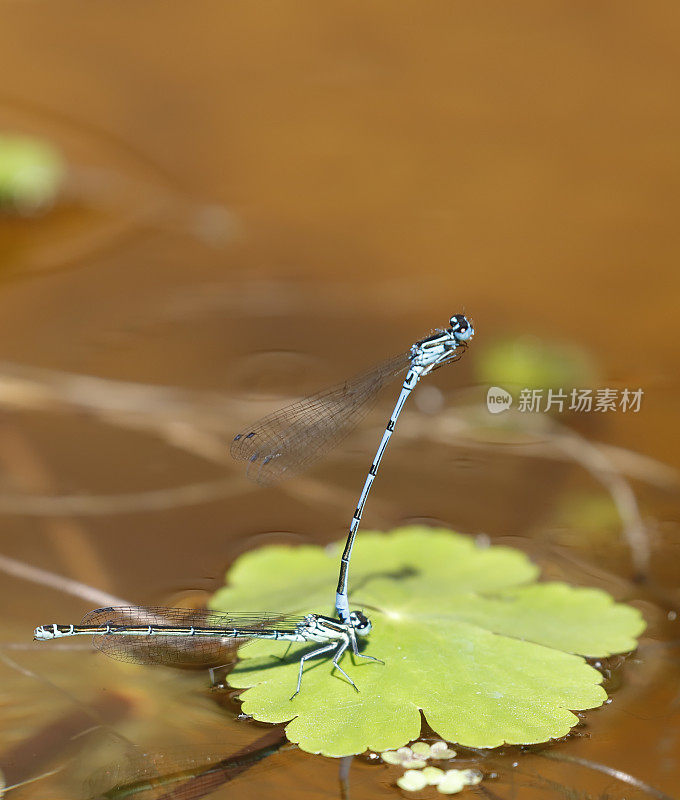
[421,766,446,784]
[398,769,429,792]
[381,750,407,766]
[437,769,483,794]
[381,744,428,767]
[410,741,432,758]
[210,527,645,757]
[380,739,457,768]
[429,741,456,760]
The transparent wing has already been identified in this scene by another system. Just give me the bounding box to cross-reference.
[230,352,410,485]
[81,606,304,667]
[83,742,283,800]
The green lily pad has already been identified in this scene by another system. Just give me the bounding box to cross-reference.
[209,527,645,757]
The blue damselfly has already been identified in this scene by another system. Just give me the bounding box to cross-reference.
[34,605,378,697]
[231,314,475,621]
[34,315,473,694]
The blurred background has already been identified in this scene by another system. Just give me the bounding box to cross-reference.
[0,3,678,799]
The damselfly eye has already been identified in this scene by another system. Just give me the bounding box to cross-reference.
[349,611,372,635]
[449,314,474,342]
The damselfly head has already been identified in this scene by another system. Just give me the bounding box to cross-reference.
[349,610,372,636]
[449,313,474,342]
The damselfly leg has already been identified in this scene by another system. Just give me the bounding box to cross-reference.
[292,642,338,699]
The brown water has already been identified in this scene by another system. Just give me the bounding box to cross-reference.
[0,3,679,798]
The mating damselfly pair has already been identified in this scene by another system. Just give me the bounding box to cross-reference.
[35,314,475,696]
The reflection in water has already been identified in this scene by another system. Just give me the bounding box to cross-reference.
[83,730,286,800]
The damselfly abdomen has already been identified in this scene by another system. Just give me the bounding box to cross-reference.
[34,605,379,697]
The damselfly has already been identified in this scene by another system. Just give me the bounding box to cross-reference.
[33,316,472,694]
[33,605,378,698]
[231,314,475,622]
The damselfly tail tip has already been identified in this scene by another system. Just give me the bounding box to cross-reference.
[34,625,52,640]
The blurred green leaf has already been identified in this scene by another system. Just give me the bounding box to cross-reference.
[553,490,621,532]
[210,527,644,757]
[476,336,595,390]
[0,134,65,212]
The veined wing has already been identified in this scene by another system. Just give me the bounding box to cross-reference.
[81,606,305,666]
[230,352,410,485]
